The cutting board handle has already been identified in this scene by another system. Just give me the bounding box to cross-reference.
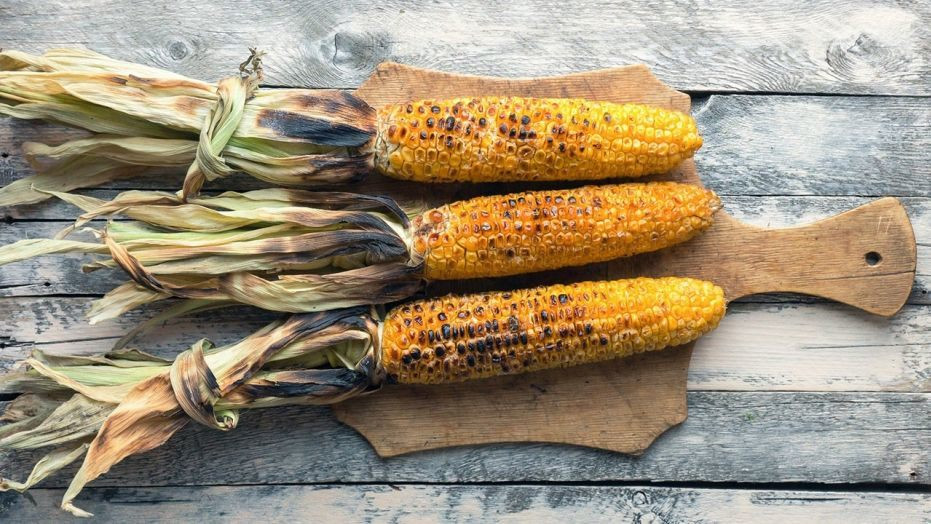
[724,197,916,316]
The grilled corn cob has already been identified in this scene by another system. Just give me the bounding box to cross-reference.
[0,277,725,515]
[0,183,720,320]
[373,97,702,182]
[0,48,702,205]
[380,277,726,384]
[414,182,719,279]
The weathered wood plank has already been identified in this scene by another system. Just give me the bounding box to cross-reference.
[2,94,928,196]
[0,221,130,296]
[1,484,928,522]
[697,96,931,197]
[3,195,927,304]
[1,392,926,487]
[0,0,928,94]
[0,297,926,393]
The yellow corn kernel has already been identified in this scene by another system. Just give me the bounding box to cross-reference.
[379,277,726,384]
[372,97,702,182]
[410,182,720,280]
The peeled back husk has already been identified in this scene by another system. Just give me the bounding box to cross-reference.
[0,48,377,205]
[0,187,424,327]
[0,308,380,516]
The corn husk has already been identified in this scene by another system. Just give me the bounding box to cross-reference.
[0,308,380,517]
[0,187,423,326]
[0,48,376,205]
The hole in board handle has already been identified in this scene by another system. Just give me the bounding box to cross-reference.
[865,251,882,266]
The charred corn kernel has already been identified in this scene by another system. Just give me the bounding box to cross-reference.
[372,97,702,182]
[411,182,721,280]
[379,277,725,384]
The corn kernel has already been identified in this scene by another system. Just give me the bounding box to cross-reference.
[372,97,702,182]
[380,277,726,384]
[411,183,720,280]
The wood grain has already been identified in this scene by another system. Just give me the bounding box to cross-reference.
[0,0,928,94]
[697,95,931,197]
[338,346,693,456]
[1,392,926,487]
[2,484,928,522]
[639,198,915,314]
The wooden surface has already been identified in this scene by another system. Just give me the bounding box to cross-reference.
[1,0,929,520]
[0,0,927,95]
[338,347,694,456]
[334,62,914,457]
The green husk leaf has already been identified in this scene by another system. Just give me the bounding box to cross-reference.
[0,395,111,450]
[0,440,91,493]
[0,307,378,516]
[0,99,185,137]
[86,252,352,275]
[0,186,418,321]
[217,264,422,313]
[24,359,136,403]
[0,156,155,207]
[0,238,108,265]
[25,135,197,165]
[33,348,169,367]
[86,282,170,324]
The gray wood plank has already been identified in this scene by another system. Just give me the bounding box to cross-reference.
[1,94,928,196]
[0,392,926,488]
[0,221,133,296]
[697,96,931,197]
[1,484,928,522]
[0,0,928,94]
[0,297,927,393]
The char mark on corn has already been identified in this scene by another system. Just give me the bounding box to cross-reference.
[379,277,725,384]
[411,182,720,280]
[372,96,702,182]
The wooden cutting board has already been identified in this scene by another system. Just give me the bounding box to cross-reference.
[331,63,917,457]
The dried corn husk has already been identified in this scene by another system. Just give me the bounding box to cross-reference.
[0,308,380,516]
[0,48,375,205]
[0,188,423,324]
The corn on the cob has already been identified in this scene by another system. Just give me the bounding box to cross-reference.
[380,277,725,384]
[372,97,702,182]
[414,182,719,279]
[0,183,719,321]
[0,277,725,515]
[0,49,703,206]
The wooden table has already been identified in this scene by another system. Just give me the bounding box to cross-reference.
[0,1,928,521]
